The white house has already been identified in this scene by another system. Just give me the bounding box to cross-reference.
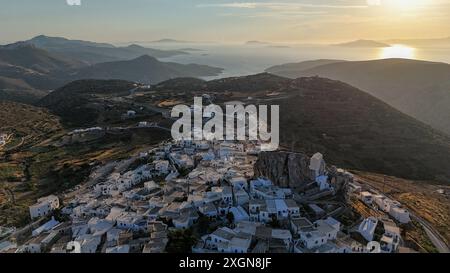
[358,217,378,242]
[296,217,340,250]
[202,227,236,250]
[249,199,289,223]
[217,236,252,253]
[380,221,401,253]
[267,199,288,219]
[106,245,130,253]
[291,217,314,235]
[173,213,191,229]
[32,217,60,237]
[285,199,300,218]
[169,153,194,169]
[75,234,102,253]
[272,229,293,246]
[29,195,60,219]
[316,175,331,191]
[116,212,145,231]
[314,218,340,241]
[389,206,411,224]
[22,235,47,253]
[144,181,159,191]
[309,152,326,178]
[229,206,250,223]
[229,177,247,190]
[220,186,233,206]
[298,228,329,249]
[234,189,249,206]
[154,160,170,175]
[249,200,265,222]
[374,195,390,211]
[373,195,411,223]
[199,203,218,218]
[0,134,7,146]
[360,191,373,205]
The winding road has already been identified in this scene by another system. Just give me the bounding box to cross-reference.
[356,176,449,253]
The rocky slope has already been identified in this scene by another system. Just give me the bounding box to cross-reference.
[254,151,314,189]
[254,150,352,195]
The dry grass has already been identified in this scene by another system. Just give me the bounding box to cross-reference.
[353,171,450,246]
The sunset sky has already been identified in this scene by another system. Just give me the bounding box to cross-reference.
[1,0,449,44]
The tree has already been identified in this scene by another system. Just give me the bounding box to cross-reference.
[268,215,280,228]
[166,229,198,253]
[226,212,234,225]
[197,215,212,235]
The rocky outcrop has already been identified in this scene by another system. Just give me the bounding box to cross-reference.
[254,151,352,195]
[253,151,315,189]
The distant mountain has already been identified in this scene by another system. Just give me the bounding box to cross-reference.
[0,44,82,94]
[0,38,218,103]
[28,35,115,49]
[333,39,390,48]
[178,48,205,52]
[0,43,83,73]
[267,45,291,49]
[266,58,450,135]
[384,37,450,47]
[152,39,188,43]
[72,55,223,84]
[245,41,270,45]
[154,73,450,182]
[5,35,189,65]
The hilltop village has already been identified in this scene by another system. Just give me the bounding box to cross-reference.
[0,138,413,253]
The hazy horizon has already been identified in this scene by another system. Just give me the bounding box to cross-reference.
[1,0,450,45]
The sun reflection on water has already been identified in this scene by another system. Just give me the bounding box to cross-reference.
[380,44,416,59]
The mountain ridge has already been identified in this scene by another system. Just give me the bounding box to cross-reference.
[266,58,450,135]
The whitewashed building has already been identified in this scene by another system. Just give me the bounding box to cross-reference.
[29,195,60,219]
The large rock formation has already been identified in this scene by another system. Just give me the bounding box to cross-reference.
[254,151,352,195]
[253,151,315,189]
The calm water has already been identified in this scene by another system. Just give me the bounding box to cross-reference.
[138,43,450,80]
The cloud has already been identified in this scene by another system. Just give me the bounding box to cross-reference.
[366,0,381,6]
[197,2,368,10]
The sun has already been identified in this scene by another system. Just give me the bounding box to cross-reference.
[380,45,416,59]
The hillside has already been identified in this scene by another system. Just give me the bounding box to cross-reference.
[38,80,138,127]
[0,43,83,73]
[73,55,223,84]
[0,76,47,104]
[0,100,169,226]
[151,74,450,182]
[266,59,345,78]
[266,58,450,135]
[0,44,81,92]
